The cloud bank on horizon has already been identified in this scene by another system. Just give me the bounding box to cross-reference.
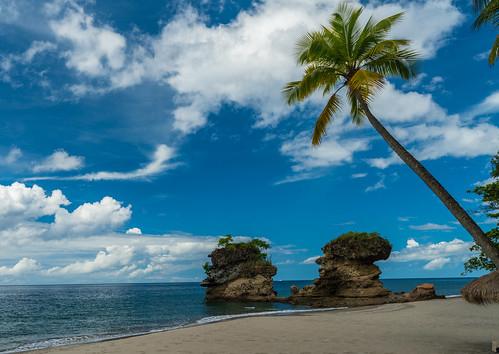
[0,0,497,283]
[0,182,475,283]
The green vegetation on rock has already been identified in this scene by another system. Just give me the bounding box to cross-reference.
[202,234,271,275]
[322,231,392,262]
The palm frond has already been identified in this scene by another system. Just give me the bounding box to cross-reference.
[474,0,491,11]
[346,87,365,125]
[371,12,404,36]
[284,2,419,146]
[282,65,340,104]
[312,93,342,145]
[473,0,499,28]
[347,69,385,108]
[489,34,499,65]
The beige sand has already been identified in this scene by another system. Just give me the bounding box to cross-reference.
[33,298,499,354]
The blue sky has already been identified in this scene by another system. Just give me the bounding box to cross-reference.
[0,0,498,284]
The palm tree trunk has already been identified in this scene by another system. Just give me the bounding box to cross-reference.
[356,95,499,268]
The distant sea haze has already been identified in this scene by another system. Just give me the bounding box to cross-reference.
[0,278,473,353]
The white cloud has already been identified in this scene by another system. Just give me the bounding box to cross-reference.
[47,245,134,275]
[48,1,126,76]
[398,216,414,222]
[280,132,370,173]
[0,40,56,82]
[274,171,323,185]
[146,0,461,132]
[409,223,455,231]
[26,144,175,181]
[473,51,489,61]
[368,116,499,169]
[423,257,450,270]
[371,82,448,123]
[0,183,132,246]
[0,181,242,282]
[30,0,462,134]
[424,76,444,92]
[406,238,420,248]
[351,173,367,179]
[50,196,131,237]
[365,176,386,192]
[0,257,40,276]
[33,149,84,172]
[402,73,428,90]
[468,90,499,118]
[23,41,57,62]
[0,182,69,226]
[126,227,142,235]
[390,238,472,271]
[302,255,320,264]
[2,147,22,165]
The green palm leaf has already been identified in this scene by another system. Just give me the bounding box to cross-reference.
[284,1,419,142]
[312,93,342,145]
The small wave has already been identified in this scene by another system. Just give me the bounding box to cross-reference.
[197,306,347,325]
[445,294,462,299]
[4,308,346,353]
[4,334,118,353]
[3,326,187,354]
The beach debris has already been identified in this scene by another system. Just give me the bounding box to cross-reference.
[201,235,277,302]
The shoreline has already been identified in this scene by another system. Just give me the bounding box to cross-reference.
[10,306,351,354]
[13,296,493,354]
[24,296,499,354]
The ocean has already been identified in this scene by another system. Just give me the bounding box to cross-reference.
[0,278,474,353]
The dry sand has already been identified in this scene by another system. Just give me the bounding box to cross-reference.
[32,298,499,354]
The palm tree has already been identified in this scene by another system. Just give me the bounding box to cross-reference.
[473,0,499,65]
[283,3,499,268]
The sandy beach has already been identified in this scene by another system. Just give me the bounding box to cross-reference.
[31,298,499,354]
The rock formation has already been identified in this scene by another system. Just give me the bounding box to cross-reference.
[288,232,443,307]
[201,236,277,301]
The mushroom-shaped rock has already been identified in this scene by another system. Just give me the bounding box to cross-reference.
[322,231,392,262]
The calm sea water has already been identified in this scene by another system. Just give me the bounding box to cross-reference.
[0,278,474,353]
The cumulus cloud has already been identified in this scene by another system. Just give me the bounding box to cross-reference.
[0,182,69,226]
[0,257,40,276]
[0,182,131,245]
[126,227,142,235]
[406,238,420,248]
[47,0,126,76]
[390,238,472,271]
[7,0,458,134]
[368,118,499,169]
[0,182,250,282]
[26,144,175,181]
[50,197,131,237]
[47,245,134,275]
[33,149,84,172]
[409,223,455,231]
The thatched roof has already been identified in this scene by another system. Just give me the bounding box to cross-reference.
[461,271,499,305]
